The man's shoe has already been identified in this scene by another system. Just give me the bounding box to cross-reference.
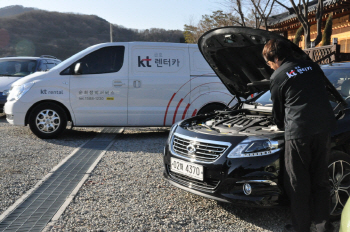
[325,222,335,232]
[283,224,295,232]
[315,221,335,232]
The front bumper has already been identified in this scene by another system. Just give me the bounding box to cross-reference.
[4,99,28,126]
[0,92,6,111]
[163,130,286,207]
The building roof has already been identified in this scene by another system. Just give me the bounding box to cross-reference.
[268,0,341,26]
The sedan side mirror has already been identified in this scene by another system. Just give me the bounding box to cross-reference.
[74,63,82,75]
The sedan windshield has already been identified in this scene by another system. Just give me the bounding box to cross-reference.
[254,67,350,107]
[0,59,37,77]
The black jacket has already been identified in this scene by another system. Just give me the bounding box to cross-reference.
[270,57,336,140]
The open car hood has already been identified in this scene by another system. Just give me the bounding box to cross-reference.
[198,27,343,104]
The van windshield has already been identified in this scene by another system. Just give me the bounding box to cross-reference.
[52,44,104,71]
[0,59,37,77]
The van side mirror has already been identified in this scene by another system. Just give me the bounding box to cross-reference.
[74,63,82,75]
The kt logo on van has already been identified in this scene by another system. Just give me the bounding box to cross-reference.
[40,89,63,94]
[138,56,152,67]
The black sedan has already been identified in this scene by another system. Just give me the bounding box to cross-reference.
[162,27,350,218]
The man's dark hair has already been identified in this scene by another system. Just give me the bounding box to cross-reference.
[262,39,292,62]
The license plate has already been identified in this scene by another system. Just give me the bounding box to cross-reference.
[170,157,204,181]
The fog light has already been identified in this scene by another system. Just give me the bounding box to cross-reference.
[243,183,252,195]
[6,114,14,120]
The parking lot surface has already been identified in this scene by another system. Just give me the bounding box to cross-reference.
[0,113,340,231]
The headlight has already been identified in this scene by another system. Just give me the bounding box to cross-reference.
[227,137,281,158]
[2,89,9,96]
[7,82,35,101]
[167,122,180,144]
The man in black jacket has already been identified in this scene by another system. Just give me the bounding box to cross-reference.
[262,39,335,232]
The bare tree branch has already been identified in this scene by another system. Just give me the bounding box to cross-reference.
[250,0,275,30]
[275,0,292,11]
[237,0,246,27]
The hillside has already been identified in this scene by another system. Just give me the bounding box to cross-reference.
[0,6,185,59]
[0,5,36,17]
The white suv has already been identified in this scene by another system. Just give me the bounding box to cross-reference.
[0,56,61,110]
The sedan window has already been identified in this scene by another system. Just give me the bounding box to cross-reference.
[0,60,37,77]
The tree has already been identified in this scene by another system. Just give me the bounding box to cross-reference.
[250,0,276,30]
[321,13,333,46]
[222,0,284,29]
[183,24,201,44]
[276,0,324,48]
[294,25,304,45]
[183,10,239,43]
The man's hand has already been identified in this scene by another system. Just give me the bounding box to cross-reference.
[270,125,283,131]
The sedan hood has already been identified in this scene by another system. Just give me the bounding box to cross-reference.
[0,76,22,91]
[198,27,311,98]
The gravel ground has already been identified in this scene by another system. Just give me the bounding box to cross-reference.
[0,114,341,231]
[0,113,101,216]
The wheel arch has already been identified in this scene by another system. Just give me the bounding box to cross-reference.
[25,100,72,126]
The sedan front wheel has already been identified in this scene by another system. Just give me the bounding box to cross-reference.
[328,150,350,218]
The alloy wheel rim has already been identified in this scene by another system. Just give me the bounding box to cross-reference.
[35,109,60,133]
[328,160,350,216]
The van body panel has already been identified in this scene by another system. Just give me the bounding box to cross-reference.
[4,42,233,138]
[128,44,190,126]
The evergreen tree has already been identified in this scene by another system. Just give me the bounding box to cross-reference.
[294,26,304,46]
[321,14,333,46]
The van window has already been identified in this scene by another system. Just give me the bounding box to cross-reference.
[61,46,125,75]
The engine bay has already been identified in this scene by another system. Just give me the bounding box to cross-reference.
[183,109,282,136]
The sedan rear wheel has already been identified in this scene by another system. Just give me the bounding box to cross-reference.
[328,151,350,218]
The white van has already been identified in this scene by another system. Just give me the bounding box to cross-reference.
[4,42,235,139]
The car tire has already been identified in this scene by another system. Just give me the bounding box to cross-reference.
[28,102,67,139]
[197,103,226,115]
[328,150,350,218]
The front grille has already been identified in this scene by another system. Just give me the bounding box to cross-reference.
[167,165,219,191]
[172,135,229,162]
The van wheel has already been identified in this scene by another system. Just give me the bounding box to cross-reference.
[197,103,226,115]
[28,103,67,139]
[328,150,350,218]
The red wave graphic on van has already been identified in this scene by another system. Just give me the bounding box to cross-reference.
[192,109,197,117]
[182,103,191,120]
[173,98,184,124]
[163,76,230,126]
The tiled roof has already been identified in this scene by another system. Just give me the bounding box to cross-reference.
[268,0,340,26]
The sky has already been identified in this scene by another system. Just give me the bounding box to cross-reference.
[0,0,223,31]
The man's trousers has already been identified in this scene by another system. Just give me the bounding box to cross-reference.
[284,131,331,232]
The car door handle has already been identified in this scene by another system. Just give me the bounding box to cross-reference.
[113,80,125,87]
[133,80,141,88]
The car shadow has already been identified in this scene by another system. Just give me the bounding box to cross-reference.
[44,127,170,150]
[0,112,6,122]
[216,201,290,231]
[216,201,341,231]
